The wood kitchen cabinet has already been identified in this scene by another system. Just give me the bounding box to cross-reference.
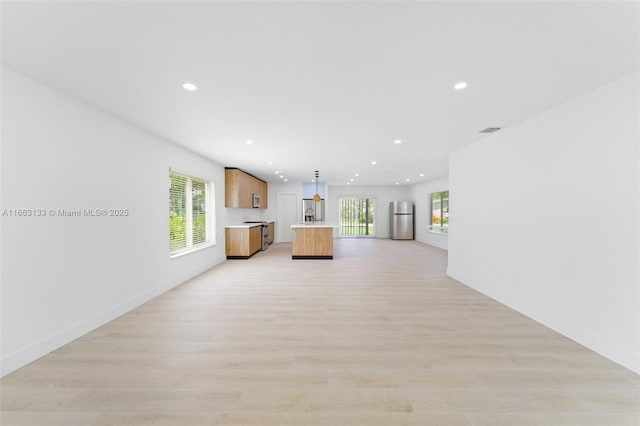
[225,225,263,259]
[248,226,263,254]
[225,168,268,208]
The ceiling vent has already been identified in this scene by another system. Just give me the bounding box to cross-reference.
[479,127,501,133]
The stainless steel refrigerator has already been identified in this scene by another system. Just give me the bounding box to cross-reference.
[302,198,325,223]
[390,201,414,240]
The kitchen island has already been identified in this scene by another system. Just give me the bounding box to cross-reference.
[291,223,336,259]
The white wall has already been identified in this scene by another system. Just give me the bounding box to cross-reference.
[448,72,640,373]
[326,185,410,238]
[409,176,449,250]
[266,181,303,242]
[0,68,227,376]
[224,203,264,226]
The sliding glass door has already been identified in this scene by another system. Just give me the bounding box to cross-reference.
[339,197,375,237]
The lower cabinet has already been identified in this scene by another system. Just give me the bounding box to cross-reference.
[249,226,262,255]
[226,226,263,259]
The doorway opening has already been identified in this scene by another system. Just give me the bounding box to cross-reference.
[276,193,298,242]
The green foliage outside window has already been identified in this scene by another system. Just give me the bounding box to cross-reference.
[170,173,208,253]
[431,191,449,233]
[169,211,187,250]
[192,214,206,245]
[339,197,375,236]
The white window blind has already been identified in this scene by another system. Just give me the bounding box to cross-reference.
[170,173,212,254]
[170,175,188,252]
[191,179,207,245]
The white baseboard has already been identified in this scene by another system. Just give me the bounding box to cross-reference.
[415,235,448,250]
[1,261,222,377]
[1,281,172,376]
[446,267,640,374]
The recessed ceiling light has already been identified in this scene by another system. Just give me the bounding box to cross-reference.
[350,178,354,182]
[346,182,351,185]
[268,161,273,165]
[395,182,400,185]
[419,173,424,177]
[311,179,315,183]
[454,81,468,91]
[245,140,253,145]
[371,161,377,165]
[182,82,197,91]
[406,178,410,182]
[355,173,359,177]
[279,175,284,179]
[284,179,288,182]
[394,139,402,144]
[275,171,280,174]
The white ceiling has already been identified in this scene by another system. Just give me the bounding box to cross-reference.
[2,1,638,185]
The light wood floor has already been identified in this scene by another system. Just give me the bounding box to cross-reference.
[1,239,639,425]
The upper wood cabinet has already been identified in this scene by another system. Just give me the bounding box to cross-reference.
[225,168,268,208]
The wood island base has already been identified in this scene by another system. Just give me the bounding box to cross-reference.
[291,225,334,260]
[292,255,333,260]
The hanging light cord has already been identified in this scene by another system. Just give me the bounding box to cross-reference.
[313,171,321,202]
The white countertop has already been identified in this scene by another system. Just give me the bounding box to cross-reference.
[291,223,337,228]
[226,223,263,229]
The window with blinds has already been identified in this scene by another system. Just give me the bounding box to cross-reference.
[430,190,449,233]
[169,173,213,254]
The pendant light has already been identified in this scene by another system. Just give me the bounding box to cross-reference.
[313,171,321,202]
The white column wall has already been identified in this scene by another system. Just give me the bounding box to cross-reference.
[448,72,640,373]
